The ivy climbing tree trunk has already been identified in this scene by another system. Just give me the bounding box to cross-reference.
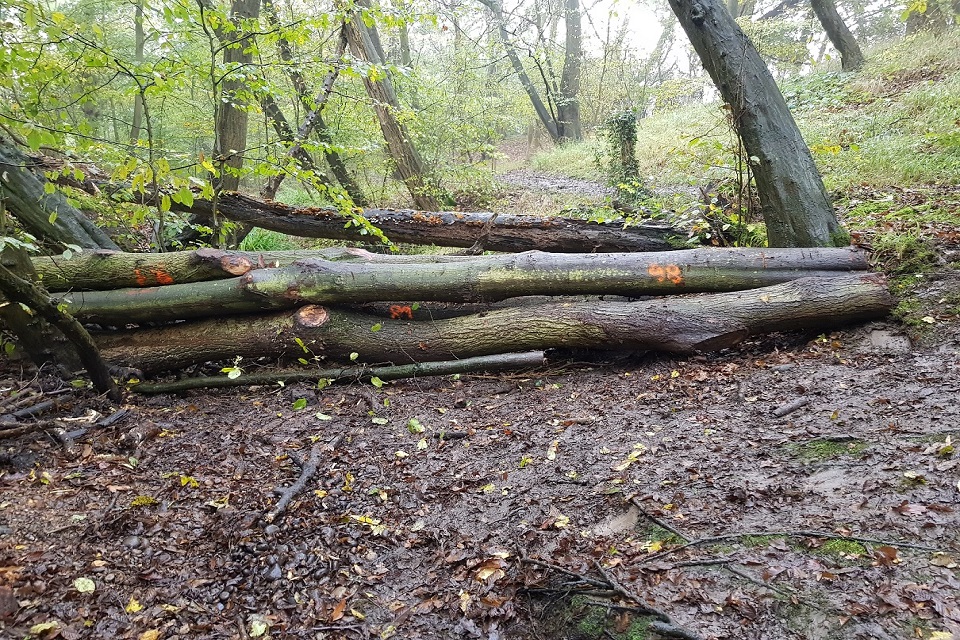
[810,0,864,71]
[667,0,846,247]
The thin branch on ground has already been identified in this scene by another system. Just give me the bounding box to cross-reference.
[263,442,323,524]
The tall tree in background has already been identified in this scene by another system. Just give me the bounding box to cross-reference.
[557,0,583,141]
[214,0,261,192]
[667,0,846,247]
[480,0,583,143]
[811,0,865,71]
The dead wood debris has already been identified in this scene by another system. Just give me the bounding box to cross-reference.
[519,556,705,640]
[262,437,342,524]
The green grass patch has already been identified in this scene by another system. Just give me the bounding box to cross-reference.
[740,534,785,548]
[238,228,300,252]
[814,538,867,563]
[789,439,867,461]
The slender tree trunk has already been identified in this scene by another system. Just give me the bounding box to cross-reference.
[810,0,864,71]
[480,0,560,141]
[0,261,121,401]
[343,12,444,210]
[667,0,845,247]
[216,0,261,192]
[557,0,583,142]
[129,0,145,143]
[0,247,83,374]
[260,4,366,204]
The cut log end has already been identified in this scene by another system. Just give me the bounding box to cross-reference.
[296,305,329,328]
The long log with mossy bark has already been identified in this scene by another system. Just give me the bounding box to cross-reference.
[53,247,872,324]
[94,274,893,374]
[33,245,870,292]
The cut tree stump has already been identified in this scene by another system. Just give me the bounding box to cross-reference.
[94,273,893,374]
[56,247,872,324]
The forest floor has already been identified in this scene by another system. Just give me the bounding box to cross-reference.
[3,179,960,640]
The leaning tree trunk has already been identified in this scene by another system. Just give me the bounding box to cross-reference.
[0,139,119,250]
[481,0,561,142]
[54,247,872,324]
[94,273,893,374]
[0,247,83,374]
[343,11,445,210]
[0,260,121,401]
[810,0,864,72]
[667,0,845,248]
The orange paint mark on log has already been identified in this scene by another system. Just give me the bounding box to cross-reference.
[134,268,147,287]
[664,264,683,285]
[389,305,414,320]
[152,268,175,285]
[647,263,683,285]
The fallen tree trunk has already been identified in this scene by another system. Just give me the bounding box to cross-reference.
[174,191,683,252]
[34,245,869,292]
[57,248,872,324]
[95,274,893,374]
[32,247,482,291]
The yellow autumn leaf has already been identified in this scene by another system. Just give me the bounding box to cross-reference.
[29,621,60,634]
[139,630,160,640]
[125,596,143,613]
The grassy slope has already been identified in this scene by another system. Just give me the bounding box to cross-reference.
[532,30,960,193]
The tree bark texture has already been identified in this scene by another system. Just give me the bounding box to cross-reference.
[56,247,872,324]
[558,0,583,142]
[810,0,864,71]
[667,0,844,248]
[0,139,119,250]
[216,0,261,191]
[343,10,444,210]
[172,191,683,252]
[95,273,893,374]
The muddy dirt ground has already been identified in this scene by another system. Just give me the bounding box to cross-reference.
[2,175,960,639]
[3,315,960,640]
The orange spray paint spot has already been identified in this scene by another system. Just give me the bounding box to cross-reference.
[152,269,175,285]
[647,263,683,285]
[647,264,666,283]
[389,305,414,320]
[664,264,684,285]
[133,269,147,287]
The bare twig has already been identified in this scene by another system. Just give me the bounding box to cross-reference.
[263,443,323,524]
